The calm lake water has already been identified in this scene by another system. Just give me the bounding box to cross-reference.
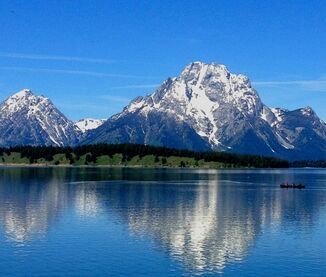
[0,167,325,276]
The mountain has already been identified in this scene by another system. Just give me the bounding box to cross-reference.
[75,118,105,133]
[83,62,326,160]
[0,89,80,147]
[262,107,326,160]
[1,63,325,160]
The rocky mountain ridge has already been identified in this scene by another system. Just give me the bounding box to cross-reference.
[1,62,325,160]
[84,62,326,160]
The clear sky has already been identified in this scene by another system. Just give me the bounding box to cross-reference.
[0,0,325,121]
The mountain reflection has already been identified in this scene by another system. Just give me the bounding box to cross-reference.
[0,168,325,273]
[102,178,259,273]
[75,183,101,217]
[135,181,255,272]
[0,168,69,242]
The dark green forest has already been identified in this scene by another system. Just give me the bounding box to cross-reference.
[0,144,290,168]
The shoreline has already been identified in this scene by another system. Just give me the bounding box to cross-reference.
[0,162,240,169]
[0,163,317,169]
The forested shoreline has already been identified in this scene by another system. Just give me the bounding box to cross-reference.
[0,144,290,168]
[290,160,326,168]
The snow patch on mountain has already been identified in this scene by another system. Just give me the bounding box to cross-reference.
[75,118,105,133]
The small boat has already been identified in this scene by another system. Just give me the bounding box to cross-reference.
[280,183,305,189]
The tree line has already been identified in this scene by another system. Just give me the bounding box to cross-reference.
[0,143,289,168]
[290,160,326,168]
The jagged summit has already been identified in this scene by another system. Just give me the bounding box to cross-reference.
[0,89,80,147]
[1,89,50,116]
[181,61,229,74]
[300,106,316,116]
[11,88,33,97]
[180,61,251,87]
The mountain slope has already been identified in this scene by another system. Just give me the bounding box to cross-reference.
[263,107,326,160]
[82,111,210,151]
[83,62,326,160]
[0,89,80,147]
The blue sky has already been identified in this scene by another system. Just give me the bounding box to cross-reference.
[0,0,325,120]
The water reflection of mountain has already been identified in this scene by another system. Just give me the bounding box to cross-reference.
[0,168,67,242]
[0,168,325,273]
[0,167,100,242]
[97,170,326,273]
[99,179,257,273]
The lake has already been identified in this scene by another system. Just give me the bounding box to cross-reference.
[0,167,325,276]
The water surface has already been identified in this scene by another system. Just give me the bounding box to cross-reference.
[0,167,325,276]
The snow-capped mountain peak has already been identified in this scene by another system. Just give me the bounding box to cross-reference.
[75,118,105,133]
[0,89,80,147]
[0,62,325,161]
[122,61,263,145]
[11,88,33,98]
[84,61,326,160]
[1,88,53,117]
[300,106,315,116]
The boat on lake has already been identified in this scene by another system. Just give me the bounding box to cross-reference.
[280,183,305,189]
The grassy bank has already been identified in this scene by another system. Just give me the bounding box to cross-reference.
[0,152,228,168]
